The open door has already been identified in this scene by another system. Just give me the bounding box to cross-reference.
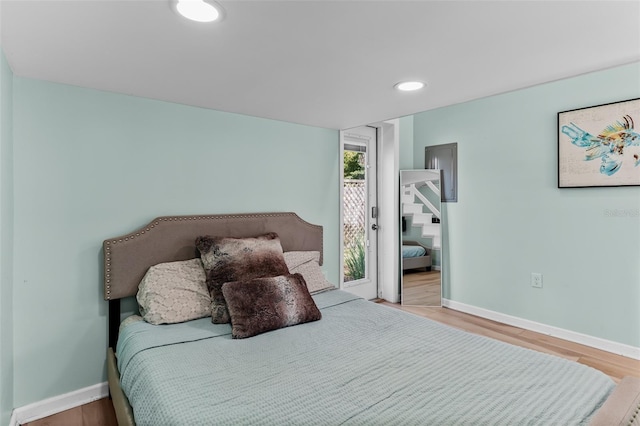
[340,126,378,300]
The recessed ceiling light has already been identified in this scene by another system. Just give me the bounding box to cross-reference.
[173,0,224,23]
[395,81,426,92]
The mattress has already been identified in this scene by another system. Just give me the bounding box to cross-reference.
[402,244,426,258]
[117,289,614,425]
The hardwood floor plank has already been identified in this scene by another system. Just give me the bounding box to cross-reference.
[578,356,640,382]
[508,333,586,360]
[23,406,83,426]
[381,301,638,380]
[82,398,118,426]
[520,329,640,374]
[401,271,441,306]
[382,302,526,338]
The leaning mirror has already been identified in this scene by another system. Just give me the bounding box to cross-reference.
[400,169,442,307]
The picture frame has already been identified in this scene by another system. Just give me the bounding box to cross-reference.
[558,98,640,188]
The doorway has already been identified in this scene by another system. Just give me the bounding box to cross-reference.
[340,126,378,300]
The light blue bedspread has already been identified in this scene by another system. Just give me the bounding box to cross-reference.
[402,245,426,258]
[117,290,614,425]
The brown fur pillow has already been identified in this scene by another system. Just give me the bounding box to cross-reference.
[222,273,322,339]
[195,233,289,324]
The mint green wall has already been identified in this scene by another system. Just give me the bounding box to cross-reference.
[0,48,15,426]
[413,62,640,347]
[11,77,339,407]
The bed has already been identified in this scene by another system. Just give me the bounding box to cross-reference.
[104,212,640,426]
[402,240,431,271]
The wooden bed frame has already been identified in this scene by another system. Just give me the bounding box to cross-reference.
[103,212,640,426]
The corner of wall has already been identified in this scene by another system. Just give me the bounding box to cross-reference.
[0,45,16,426]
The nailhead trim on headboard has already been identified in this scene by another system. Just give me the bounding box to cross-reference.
[104,212,323,351]
[103,213,323,300]
[629,401,639,425]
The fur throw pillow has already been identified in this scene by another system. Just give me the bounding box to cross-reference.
[222,273,322,339]
[195,232,289,323]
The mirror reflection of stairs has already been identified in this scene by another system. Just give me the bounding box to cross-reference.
[402,183,441,249]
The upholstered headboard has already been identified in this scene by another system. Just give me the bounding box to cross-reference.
[103,212,323,348]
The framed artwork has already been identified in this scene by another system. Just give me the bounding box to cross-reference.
[558,98,640,188]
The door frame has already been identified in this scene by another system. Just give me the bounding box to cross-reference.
[339,119,399,302]
[340,126,378,300]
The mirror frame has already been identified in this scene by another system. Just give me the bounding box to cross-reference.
[400,169,442,307]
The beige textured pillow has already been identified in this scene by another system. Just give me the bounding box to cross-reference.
[284,251,335,294]
[137,258,211,325]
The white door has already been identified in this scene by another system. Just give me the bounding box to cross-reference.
[340,126,378,300]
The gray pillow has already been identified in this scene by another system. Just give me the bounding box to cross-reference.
[137,258,210,325]
[284,251,335,294]
[222,273,322,339]
[195,233,289,324]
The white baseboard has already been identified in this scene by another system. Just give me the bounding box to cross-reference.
[9,382,108,426]
[442,298,640,360]
[8,411,17,426]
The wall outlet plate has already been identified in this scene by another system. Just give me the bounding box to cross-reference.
[531,273,543,288]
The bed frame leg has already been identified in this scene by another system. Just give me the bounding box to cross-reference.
[109,299,121,351]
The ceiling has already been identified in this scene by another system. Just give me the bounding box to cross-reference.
[2,1,639,130]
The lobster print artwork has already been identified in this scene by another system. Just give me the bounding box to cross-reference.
[558,98,640,187]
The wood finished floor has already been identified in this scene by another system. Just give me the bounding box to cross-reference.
[402,270,441,306]
[24,302,640,425]
[22,398,117,426]
[381,301,640,384]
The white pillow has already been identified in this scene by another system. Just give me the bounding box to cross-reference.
[137,258,211,325]
[284,251,335,294]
